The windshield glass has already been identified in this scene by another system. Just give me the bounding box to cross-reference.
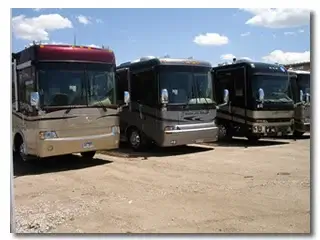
[252,74,292,102]
[38,62,116,107]
[297,74,310,95]
[159,65,214,105]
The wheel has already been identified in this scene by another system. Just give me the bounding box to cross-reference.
[80,151,96,159]
[293,130,304,138]
[247,135,261,143]
[14,138,27,162]
[128,128,147,151]
[217,124,232,141]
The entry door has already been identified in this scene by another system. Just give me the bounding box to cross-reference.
[130,69,158,140]
[230,67,246,124]
[215,71,234,121]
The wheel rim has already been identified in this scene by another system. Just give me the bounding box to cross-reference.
[19,142,26,160]
[130,131,140,148]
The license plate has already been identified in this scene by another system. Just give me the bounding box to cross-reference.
[277,132,282,136]
[196,139,204,143]
[83,142,94,149]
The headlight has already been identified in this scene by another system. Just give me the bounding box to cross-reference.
[39,131,58,140]
[111,126,120,135]
[164,126,175,131]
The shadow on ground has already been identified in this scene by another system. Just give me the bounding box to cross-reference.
[201,137,291,148]
[272,134,310,141]
[13,154,113,178]
[99,143,213,159]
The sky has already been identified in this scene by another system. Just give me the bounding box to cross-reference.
[11,8,311,66]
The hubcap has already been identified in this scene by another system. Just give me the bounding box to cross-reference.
[130,131,140,147]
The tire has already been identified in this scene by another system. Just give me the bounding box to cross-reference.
[80,151,96,159]
[127,128,146,151]
[14,137,28,162]
[217,124,232,141]
[293,130,304,138]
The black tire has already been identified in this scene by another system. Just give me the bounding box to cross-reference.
[247,135,261,143]
[293,130,304,138]
[217,124,232,141]
[80,151,96,159]
[14,137,28,162]
[127,128,147,151]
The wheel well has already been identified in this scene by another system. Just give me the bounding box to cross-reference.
[14,133,23,152]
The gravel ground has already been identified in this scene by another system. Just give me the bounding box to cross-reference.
[13,135,310,233]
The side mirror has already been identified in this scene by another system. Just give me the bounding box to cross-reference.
[30,92,40,110]
[223,89,229,103]
[161,88,169,104]
[299,90,304,102]
[258,88,265,103]
[124,91,130,104]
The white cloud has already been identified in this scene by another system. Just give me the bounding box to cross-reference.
[33,8,42,12]
[240,32,250,37]
[262,50,310,64]
[77,15,91,25]
[40,42,102,48]
[193,33,229,46]
[298,29,305,33]
[220,54,252,62]
[12,14,73,41]
[241,8,310,28]
[96,19,103,24]
[87,44,100,48]
[284,31,296,36]
[220,54,236,61]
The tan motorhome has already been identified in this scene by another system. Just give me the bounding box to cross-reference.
[287,69,311,137]
[12,44,120,161]
[116,57,221,151]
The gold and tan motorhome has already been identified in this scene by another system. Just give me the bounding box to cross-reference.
[12,44,120,161]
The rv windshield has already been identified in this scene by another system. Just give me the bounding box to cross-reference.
[252,74,292,102]
[297,74,310,95]
[38,62,116,107]
[159,65,214,105]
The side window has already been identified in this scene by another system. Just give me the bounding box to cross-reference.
[215,71,233,104]
[131,70,157,106]
[18,67,35,105]
[116,70,129,104]
[12,63,16,110]
[233,69,244,97]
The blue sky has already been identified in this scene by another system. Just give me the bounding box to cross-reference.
[11,8,310,65]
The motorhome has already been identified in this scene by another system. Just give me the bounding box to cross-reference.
[287,69,310,137]
[212,59,295,142]
[116,57,224,150]
[12,44,120,161]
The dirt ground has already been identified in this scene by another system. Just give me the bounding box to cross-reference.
[12,135,310,234]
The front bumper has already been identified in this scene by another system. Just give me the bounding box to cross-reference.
[159,126,219,147]
[37,132,120,158]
